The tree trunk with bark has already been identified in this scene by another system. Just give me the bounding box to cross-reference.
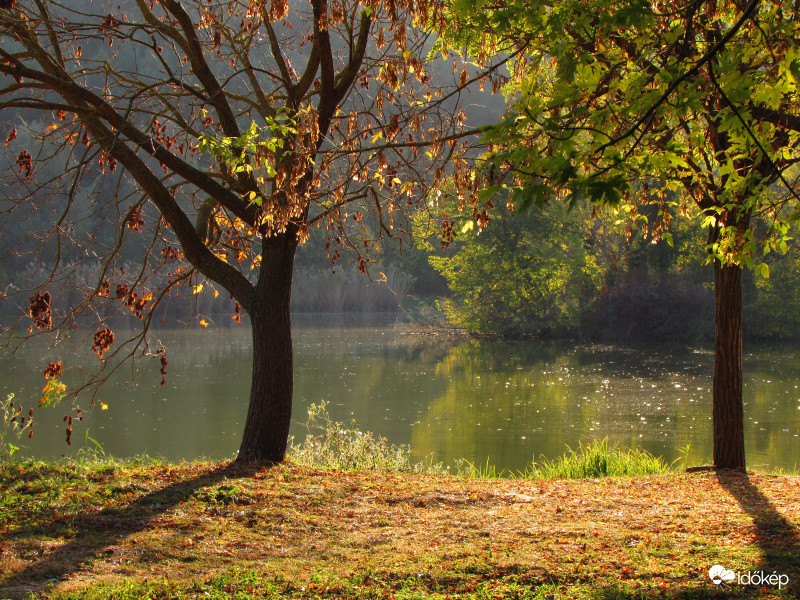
[712,260,746,469]
[236,231,299,463]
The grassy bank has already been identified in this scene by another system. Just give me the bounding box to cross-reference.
[1,457,799,600]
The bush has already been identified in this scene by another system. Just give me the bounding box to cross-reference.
[288,401,439,473]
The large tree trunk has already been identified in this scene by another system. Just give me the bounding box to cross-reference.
[712,260,746,469]
[236,232,298,463]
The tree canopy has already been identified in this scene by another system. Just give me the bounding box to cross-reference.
[439,0,800,468]
[0,0,501,460]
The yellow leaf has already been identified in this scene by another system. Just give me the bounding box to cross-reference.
[199,318,209,328]
[247,191,257,201]
[100,402,108,410]
[193,284,204,295]
[213,290,219,299]
[371,131,384,143]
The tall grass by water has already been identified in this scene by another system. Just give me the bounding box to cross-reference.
[525,438,676,478]
[288,401,678,479]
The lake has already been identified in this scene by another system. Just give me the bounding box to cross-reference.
[2,315,799,472]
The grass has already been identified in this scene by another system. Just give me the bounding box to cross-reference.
[1,452,799,600]
[1,411,798,599]
[287,401,682,480]
[525,439,677,479]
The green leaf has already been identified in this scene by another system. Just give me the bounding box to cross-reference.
[585,173,629,205]
[609,0,652,27]
[513,184,551,213]
[790,59,800,84]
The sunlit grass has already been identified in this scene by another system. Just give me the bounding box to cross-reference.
[524,438,675,479]
[3,453,799,599]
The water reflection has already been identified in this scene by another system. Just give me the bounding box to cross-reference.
[1,317,798,472]
[411,341,714,471]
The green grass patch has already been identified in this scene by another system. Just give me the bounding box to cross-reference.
[524,438,676,479]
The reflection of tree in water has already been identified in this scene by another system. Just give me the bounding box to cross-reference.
[412,339,711,472]
[433,338,566,375]
[412,339,598,472]
[7,323,798,468]
[385,331,465,366]
[569,344,713,380]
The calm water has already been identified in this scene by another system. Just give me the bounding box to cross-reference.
[2,315,799,471]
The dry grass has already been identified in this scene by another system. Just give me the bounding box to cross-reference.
[1,461,799,599]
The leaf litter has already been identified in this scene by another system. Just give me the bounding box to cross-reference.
[1,461,799,599]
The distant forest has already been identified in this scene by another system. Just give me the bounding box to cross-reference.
[296,195,800,345]
[1,180,797,344]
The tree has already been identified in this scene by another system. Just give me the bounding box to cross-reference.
[0,0,502,462]
[442,0,800,468]
[425,200,603,337]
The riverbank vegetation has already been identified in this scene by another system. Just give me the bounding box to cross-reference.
[288,401,679,479]
[409,199,800,344]
[1,456,799,600]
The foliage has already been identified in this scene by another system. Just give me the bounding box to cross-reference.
[748,247,800,339]
[445,0,800,267]
[424,188,719,340]
[426,199,603,337]
[0,394,33,460]
[0,0,501,461]
[288,400,425,473]
[441,0,800,469]
[588,270,714,343]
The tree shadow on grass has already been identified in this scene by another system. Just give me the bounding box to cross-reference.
[588,470,800,600]
[0,461,261,600]
[715,470,800,597]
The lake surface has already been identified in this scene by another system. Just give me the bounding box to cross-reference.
[2,315,799,472]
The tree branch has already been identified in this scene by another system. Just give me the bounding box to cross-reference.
[596,0,760,156]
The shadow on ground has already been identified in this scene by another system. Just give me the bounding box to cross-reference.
[716,470,800,596]
[589,470,800,599]
[0,461,260,600]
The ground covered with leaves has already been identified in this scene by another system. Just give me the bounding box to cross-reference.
[1,461,799,599]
